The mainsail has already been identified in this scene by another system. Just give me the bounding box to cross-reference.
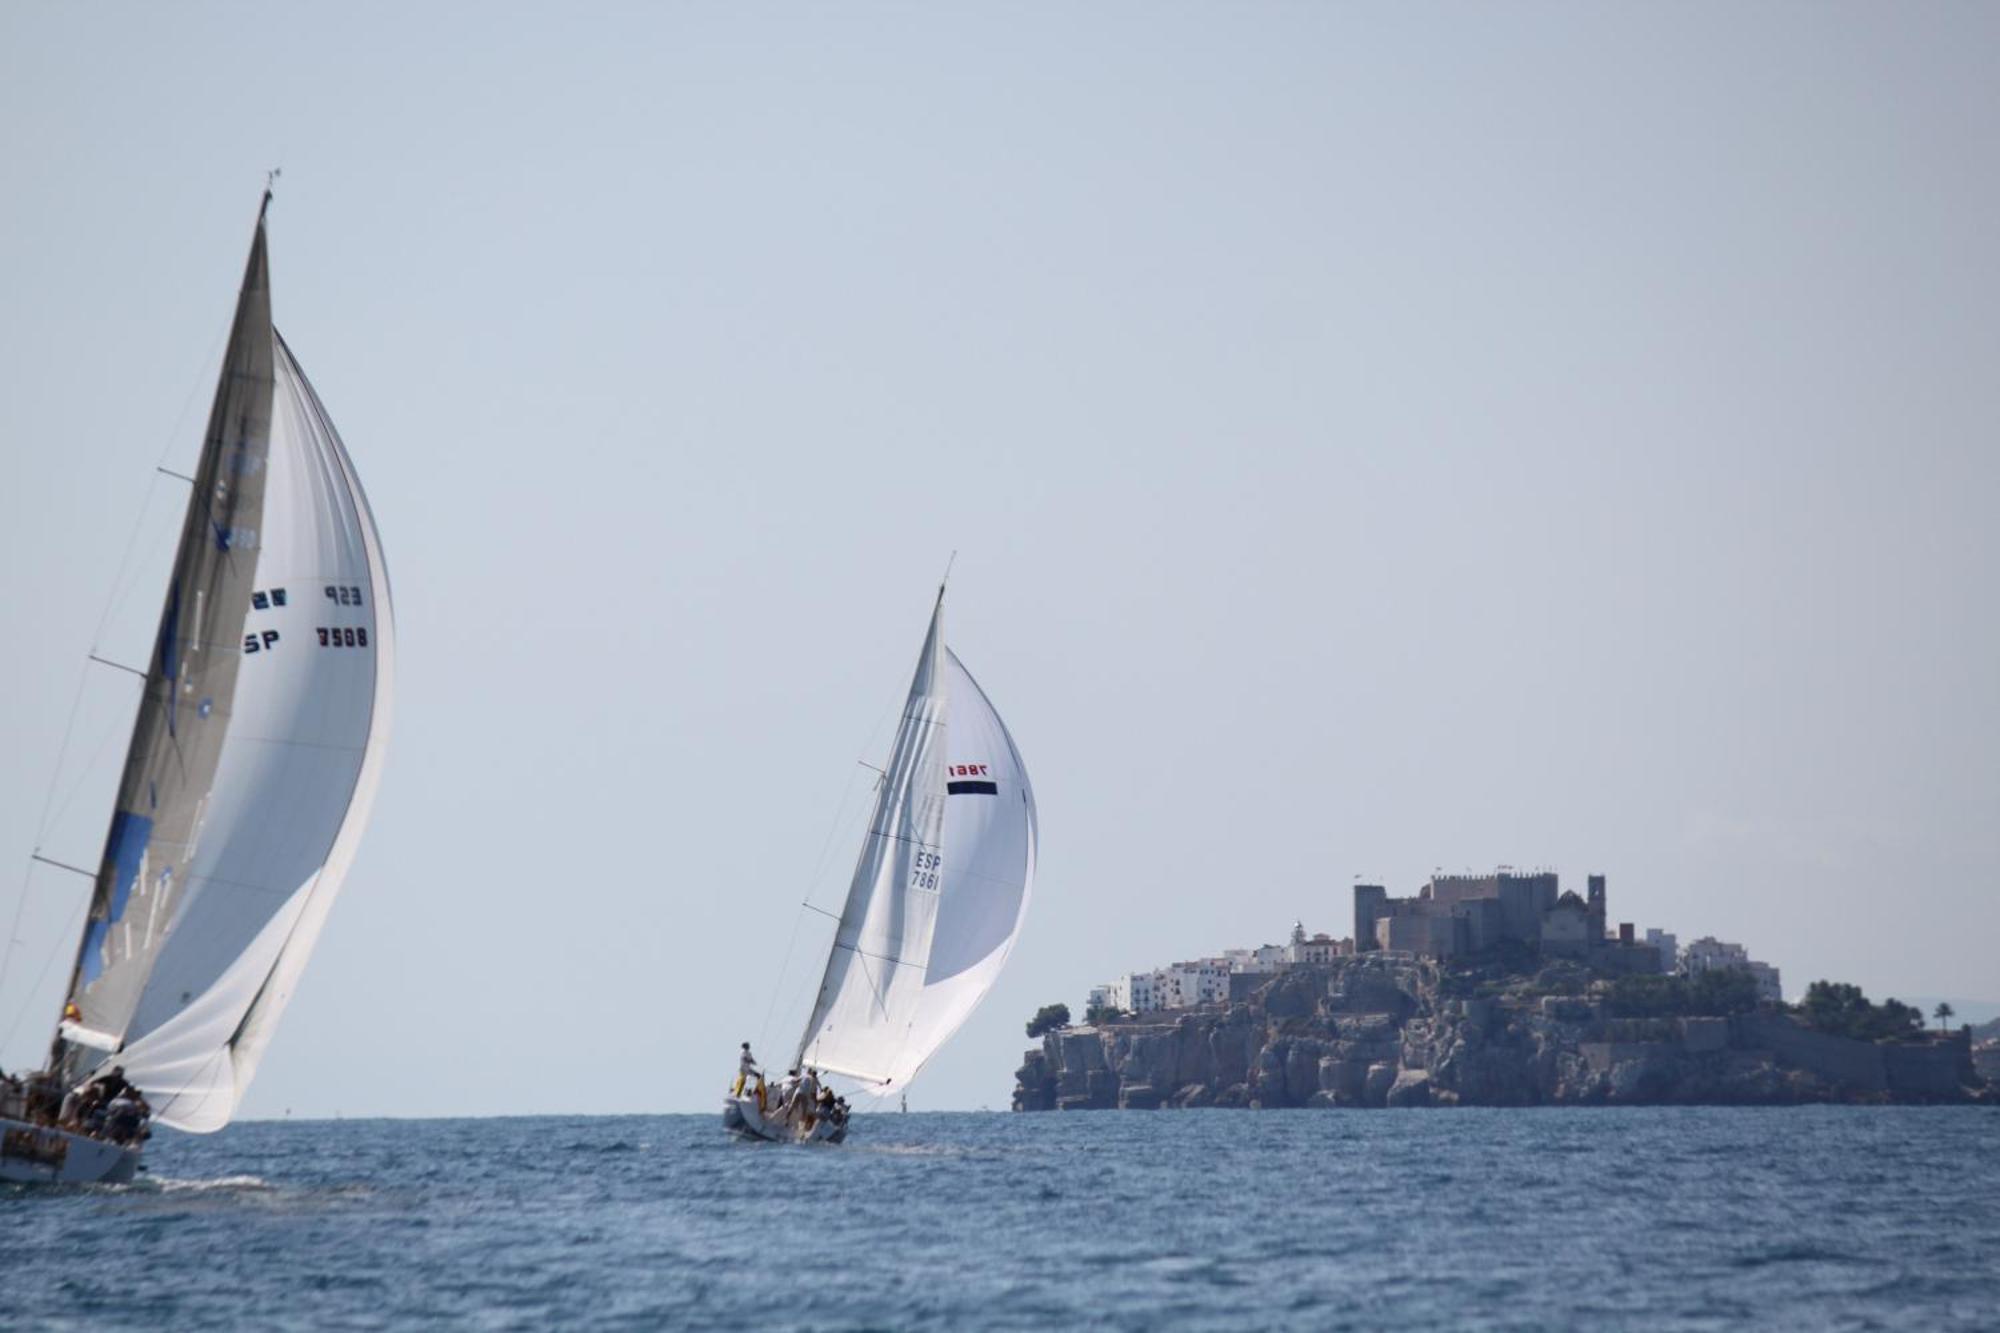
[793,597,1037,1089]
[53,199,393,1132]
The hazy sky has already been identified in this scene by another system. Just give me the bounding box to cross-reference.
[2,4,1995,1118]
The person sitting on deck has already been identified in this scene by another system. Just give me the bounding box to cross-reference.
[104,1091,150,1147]
[26,1071,63,1126]
[87,1065,136,1103]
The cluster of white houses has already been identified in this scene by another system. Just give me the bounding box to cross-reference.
[1087,871,1784,1017]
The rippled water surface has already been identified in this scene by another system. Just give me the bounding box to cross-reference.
[7,1107,1998,1329]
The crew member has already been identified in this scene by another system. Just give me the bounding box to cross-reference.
[732,1042,761,1098]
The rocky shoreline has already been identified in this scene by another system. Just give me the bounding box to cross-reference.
[1013,956,1989,1110]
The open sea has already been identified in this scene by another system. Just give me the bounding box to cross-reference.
[5,1107,1997,1330]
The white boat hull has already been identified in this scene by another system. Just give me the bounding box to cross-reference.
[722,1095,846,1144]
[0,1116,142,1184]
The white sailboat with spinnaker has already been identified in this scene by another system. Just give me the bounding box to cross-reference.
[0,194,393,1184]
[725,586,1036,1143]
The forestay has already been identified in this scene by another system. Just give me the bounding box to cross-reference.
[794,603,1037,1091]
[56,204,394,1132]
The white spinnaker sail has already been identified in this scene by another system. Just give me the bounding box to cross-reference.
[891,649,1037,1086]
[794,609,1036,1092]
[92,319,391,1131]
[794,598,949,1084]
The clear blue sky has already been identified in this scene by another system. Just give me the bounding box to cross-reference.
[3,4,1995,1117]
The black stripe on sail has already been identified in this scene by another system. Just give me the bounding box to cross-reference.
[947,780,999,795]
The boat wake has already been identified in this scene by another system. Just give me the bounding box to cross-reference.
[148,1173,276,1194]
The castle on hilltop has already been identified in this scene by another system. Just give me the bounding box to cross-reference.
[1086,869,1783,1018]
[1354,871,1655,972]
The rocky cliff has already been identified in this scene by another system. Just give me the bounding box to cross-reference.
[1013,956,1988,1110]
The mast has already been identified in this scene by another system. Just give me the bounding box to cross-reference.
[53,194,276,1071]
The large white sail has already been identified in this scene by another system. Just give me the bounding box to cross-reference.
[794,604,1036,1092]
[794,597,950,1083]
[893,649,1037,1082]
[56,205,392,1132]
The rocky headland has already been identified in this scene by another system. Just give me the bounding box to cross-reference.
[1013,955,1989,1111]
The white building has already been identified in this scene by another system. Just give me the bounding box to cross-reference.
[1645,929,1678,974]
[1291,934,1345,965]
[1094,922,1348,1016]
[1106,970,1164,1013]
[1160,959,1230,1008]
[1220,945,1286,975]
[1681,936,1782,1003]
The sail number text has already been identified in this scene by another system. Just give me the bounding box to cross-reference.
[240,584,371,653]
[910,849,941,892]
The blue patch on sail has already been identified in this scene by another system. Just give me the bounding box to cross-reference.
[81,812,153,985]
[947,780,998,795]
[80,919,109,985]
[105,812,153,923]
[159,586,180,681]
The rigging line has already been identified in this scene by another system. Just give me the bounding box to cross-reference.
[853,946,893,1024]
[0,898,86,1056]
[2,657,98,1000]
[756,906,808,1058]
[151,1042,231,1126]
[87,655,146,679]
[153,316,231,473]
[39,702,144,854]
[828,940,922,970]
[762,763,870,1052]
[88,472,166,654]
[27,667,93,848]
[0,861,43,1004]
[801,902,840,922]
[156,467,194,484]
[29,856,95,880]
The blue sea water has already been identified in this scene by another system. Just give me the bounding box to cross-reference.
[5,1107,1997,1330]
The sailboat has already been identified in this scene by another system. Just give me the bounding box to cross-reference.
[724,587,1036,1143]
[0,193,393,1183]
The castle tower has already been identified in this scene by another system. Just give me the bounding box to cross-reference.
[1353,884,1387,952]
[1587,874,1607,941]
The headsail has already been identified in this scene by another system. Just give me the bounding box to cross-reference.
[55,203,393,1132]
[794,601,1037,1091]
[794,595,949,1082]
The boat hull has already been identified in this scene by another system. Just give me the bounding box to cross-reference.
[722,1095,846,1144]
[0,1117,142,1184]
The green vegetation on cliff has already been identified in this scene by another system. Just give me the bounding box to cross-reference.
[1797,982,1925,1042]
[1607,970,1760,1018]
[1025,1003,1071,1038]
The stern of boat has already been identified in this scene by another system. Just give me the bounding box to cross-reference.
[0,1117,142,1185]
